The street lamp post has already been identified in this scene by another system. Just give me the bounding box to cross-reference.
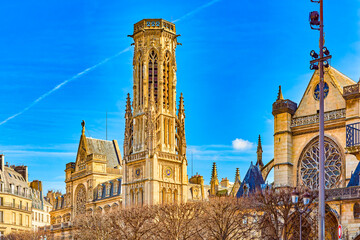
[291,190,311,240]
[309,1,332,239]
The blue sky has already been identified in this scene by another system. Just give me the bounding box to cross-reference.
[0,0,359,192]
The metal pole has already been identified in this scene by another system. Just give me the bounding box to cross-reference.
[300,213,302,240]
[318,0,325,239]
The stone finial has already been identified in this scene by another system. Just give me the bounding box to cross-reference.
[81,120,85,135]
[126,93,131,112]
[178,93,185,118]
[277,85,284,101]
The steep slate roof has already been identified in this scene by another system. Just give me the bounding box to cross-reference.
[347,162,360,187]
[236,162,265,198]
[86,137,121,168]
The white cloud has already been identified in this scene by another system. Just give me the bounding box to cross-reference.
[232,138,253,151]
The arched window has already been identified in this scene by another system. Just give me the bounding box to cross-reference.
[173,189,177,203]
[148,50,158,102]
[354,203,360,219]
[163,52,171,109]
[161,188,166,204]
[130,190,134,205]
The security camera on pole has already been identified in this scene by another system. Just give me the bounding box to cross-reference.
[308,1,332,240]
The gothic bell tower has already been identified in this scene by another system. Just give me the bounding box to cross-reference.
[123,19,187,206]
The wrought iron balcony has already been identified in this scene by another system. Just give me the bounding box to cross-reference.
[346,122,360,158]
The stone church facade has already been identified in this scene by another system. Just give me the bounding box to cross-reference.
[261,67,360,239]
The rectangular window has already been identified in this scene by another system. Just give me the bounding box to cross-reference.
[10,184,14,194]
[113,184,118,194]
[26,215,29,227]
[26,202,28,211]
[12,199,15,208]
[0,211,3,223]
[19,214,22,226]
[0,197,3,206]
[19,201,22,209]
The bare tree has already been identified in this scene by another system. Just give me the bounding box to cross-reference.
[109,205,157,240]
[199,197,251,240]
[249,187,318,240]
[152,202,204,240]
[73,212,113,240]
[5,230,49,240]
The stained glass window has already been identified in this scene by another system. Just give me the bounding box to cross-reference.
[313,82,329,100]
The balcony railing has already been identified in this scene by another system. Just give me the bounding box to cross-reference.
[0,203,31,211]
[346,122,360,147]
[0,187,32,199]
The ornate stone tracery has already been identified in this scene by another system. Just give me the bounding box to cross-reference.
[299,137,342,189]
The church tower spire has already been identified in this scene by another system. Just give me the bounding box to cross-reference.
[256,135,264,168]
[124,19,187,206]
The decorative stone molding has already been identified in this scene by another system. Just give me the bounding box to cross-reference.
[158,152,180,162]
[291,108,345,127]
[272,99,297,115]
[343,83,360,100]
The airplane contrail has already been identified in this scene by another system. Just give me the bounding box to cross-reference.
[0,46,132,126]
[172,0,221,23]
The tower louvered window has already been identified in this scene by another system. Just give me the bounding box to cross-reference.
[137,54,143,107]
[163,52,170,110]
[148,50,158,102]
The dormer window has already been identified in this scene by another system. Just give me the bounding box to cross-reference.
[10,184,14,194]
[113,183,118,195]
[106,184,111,196]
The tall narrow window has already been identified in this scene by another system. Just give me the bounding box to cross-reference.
[148,50,158,102]
[0,211,3,223]
[137,54,143,107]
[163,52,171,110]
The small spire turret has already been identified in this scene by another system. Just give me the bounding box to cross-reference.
[256,135,264,168]
[235,168,241,182]
[210,162,219,196]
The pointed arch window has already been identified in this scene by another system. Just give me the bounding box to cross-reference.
[137,53,144,107]
[148,50,158,102]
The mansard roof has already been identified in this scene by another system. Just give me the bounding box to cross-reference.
[236,162,265,198]
[347,162,360,187]
[86,137,121,168]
